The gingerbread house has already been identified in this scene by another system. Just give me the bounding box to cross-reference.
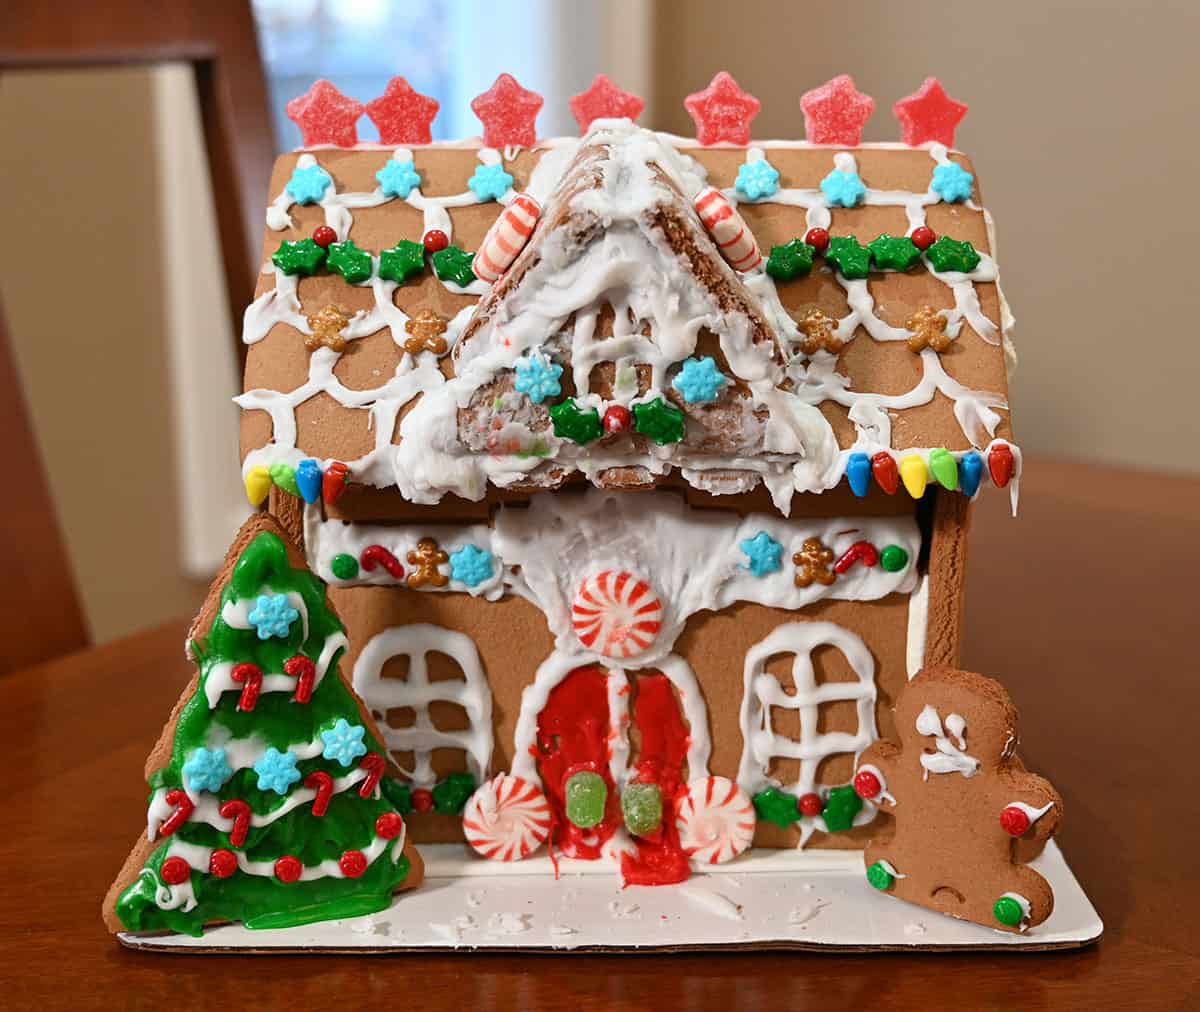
[239,76,1017,884]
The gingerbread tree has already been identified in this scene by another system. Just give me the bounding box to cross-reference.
[104,516,421,936]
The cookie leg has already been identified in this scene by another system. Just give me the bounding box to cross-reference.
[985,865,1054,933]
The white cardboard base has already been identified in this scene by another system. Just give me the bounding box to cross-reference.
[119,840,1102,954]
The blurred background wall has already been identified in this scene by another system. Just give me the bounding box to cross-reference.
[0,0,1195,643]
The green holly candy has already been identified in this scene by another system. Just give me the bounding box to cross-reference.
[925,236,981,274]
[765,239,815,281]
[272,237,327,276]
[432,245,477,288]
[432,771,476,815]
[825,235,871,280]
[378,240,425,283]
[268,462,298,496]
[993,895,1026,927]
[866,860,895,891]
[753,787,799,828]
[565,771,607,829]
[549,398,603,444]
[879,545,909,573]
[621,783,663,838]
[326,240,373,284]
[633,397,685,445]
[820,784,863,832]
[381,777,413,814]
[329,553,359,580]
[868,234,922,272]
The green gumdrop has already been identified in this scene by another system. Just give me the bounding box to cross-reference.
[621,782,662,837]
[821,784,863,832]
[381,777,413,815]
[928,447,959,490]
[269,463,299,496]
[753,786,799,829]
[565,771,607,829]
[879,545,909,573]
[433,771,476,815]
[993,895,1025,927]
[866,860,895,891]
[330,553,359,580]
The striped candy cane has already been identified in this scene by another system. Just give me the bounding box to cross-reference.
[694,187,762,272]
[473,193,541,283]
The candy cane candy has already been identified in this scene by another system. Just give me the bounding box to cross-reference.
[833,540,880,575]
[359,544,405,581]
[158,788,194,838]
[358,754,386,798]
[675,776,756,864]
[219,798,252,847]
[694,186,762,272]
[284,655,317,703]
[473,193,541,283]
[231,662,262,712]
[304,771,334,816]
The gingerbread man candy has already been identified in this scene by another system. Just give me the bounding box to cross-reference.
[853,666,1062,933]
[793,537,836,588]
[406,537,448,589]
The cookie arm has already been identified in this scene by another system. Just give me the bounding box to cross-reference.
[856,740,902,809]
[998,769,1062,849]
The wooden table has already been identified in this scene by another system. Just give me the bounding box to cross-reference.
[3,458,1197,1009]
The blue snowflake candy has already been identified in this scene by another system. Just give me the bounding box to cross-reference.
[247,593,299,640]
[513,352,563,404]
[320,719,368,768]
[671,356,728,404]
[740,531,784,577]
[735,158,780,201]
[254,747,301,795]
[468,162,514,201]
[376,157,422,199]
[450,543,495,587]
[930,161,974,203]
[820,168,866,208]
[182,747,233,794]
[286,163,332,205]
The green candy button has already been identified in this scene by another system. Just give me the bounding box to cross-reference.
[330,553,359,580]
[879,545,909,573]
[866,860,895,891]
[993,895,1026,927]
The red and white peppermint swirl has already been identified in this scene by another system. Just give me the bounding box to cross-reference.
[676,776,756,864]
[462,774,552,861]
[694,186,762,272]
[473,193,541,283]
[571,570,663,658]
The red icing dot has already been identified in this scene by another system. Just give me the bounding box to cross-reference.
[893,77,969,148]
[340,850,369,878]
[286,80,364,148]
[911,226,936,251]
[799,75,876,146]
[569,74,645,134]
[160,856,191,885]
[312,225,337,248]
[423,229,449,253]
[805,227,830,253]
[364,76,440,145]
[797,792,823,817]
[274,855,303,883]
[683,72,761,145]
[1000,805,1031,837]
[412,788,434,813]
[603,404,632,434]
[470,73,543,148]
[209,849,238,879]
[853,770,881,799]
[376,811,404,839]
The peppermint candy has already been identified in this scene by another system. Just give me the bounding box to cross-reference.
[571,570,663,659]
[676,776,756,864]
[694,187,762,272]
[473,193,540,283]
[462,774,552,861]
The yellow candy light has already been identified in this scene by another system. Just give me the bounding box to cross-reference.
[244,464,272,506]
[899,454,928,498]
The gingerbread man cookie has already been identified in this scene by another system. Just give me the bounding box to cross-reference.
[793,537,836,588]
[853,666,1062,933]
[406,537,449,589]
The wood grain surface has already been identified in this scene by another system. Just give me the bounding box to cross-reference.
[1,457,1197,1010]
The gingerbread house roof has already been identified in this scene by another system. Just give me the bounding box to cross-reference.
[239,119,1017,515]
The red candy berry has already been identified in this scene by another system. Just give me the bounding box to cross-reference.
[312,224,337,248]
[412,788,434,814]
[275,855,303,883]
[340,850,368,878]
[911,226,936,251]
[209,849,238,879]
[603,404,632,434]
[853,770,882,799]
[1000,805,1031,837]
[160,856,191,885]
[422,229,449,253]
[805,227,830,254]
[375,811,404,839]
[797,792,823,817]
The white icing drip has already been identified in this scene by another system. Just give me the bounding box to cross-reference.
[877,858,906,879]
[916,704,980,779]
[905,574,930,678]
[1007,800,1054,824]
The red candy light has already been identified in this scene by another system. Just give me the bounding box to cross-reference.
[365,76,439,145]
[323,461,350,505]
[834,540,880,575]
[911,225,936,251]
[988,443,1015,488]
[340,850,368,878]
[893,78,969,148]
[412,788,434,814]
[286,80,364,148]
[358,754,386,798]
[375,811,404,840]
[569,73,645,134]
[304,771,334,817]
[1000,805,1032,837]
[275,855,303,883]
[209,849,238,879]
[160,856,191,886]
[470,73,543,148]
[684,72,761,145]
[360,544,405,580]
[798,792,823,817]
[800,75,876,146]
[603,404,632,435]
[871,452,900,495]
[805,227,830,253]
[231,661,262,712]
[219,798,252,847]
[422,229,449,253]
[853,769,882,799]
[284,655,317,703]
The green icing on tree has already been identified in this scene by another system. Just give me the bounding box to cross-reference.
[765,239,815,281]
[549,398,603,444]
[116,531,412,936]
[431,245,477,287]
[432,772,476,815]
[868,234,922,271]
[925,236,981,274]
[272,238,327,276]
[821,784,863,832]
[633,397,685,445]
[825,236,871,280]
[326,240,373,284]
[378,240,426,283]
[753,787,799,828]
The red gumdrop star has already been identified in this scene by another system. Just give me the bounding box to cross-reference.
[684,72,761,145]
[286,80,364,148]
[569,73,645,134]
[799,75,876,146]
[365,76,440,145]
[470,73,544,148]
[893,77,969,148]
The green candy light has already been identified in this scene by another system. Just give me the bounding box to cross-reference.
[268,462,298,497]
[928,447,959,490]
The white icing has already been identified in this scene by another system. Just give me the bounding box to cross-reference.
[877,858,906,879]
[1007,800,1054,824]
[203,631,347,710]
[856,763,896,806]
[905,574,930,678]
[916,704,980,779]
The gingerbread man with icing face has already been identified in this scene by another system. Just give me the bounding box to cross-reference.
[853,666,1062,933]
